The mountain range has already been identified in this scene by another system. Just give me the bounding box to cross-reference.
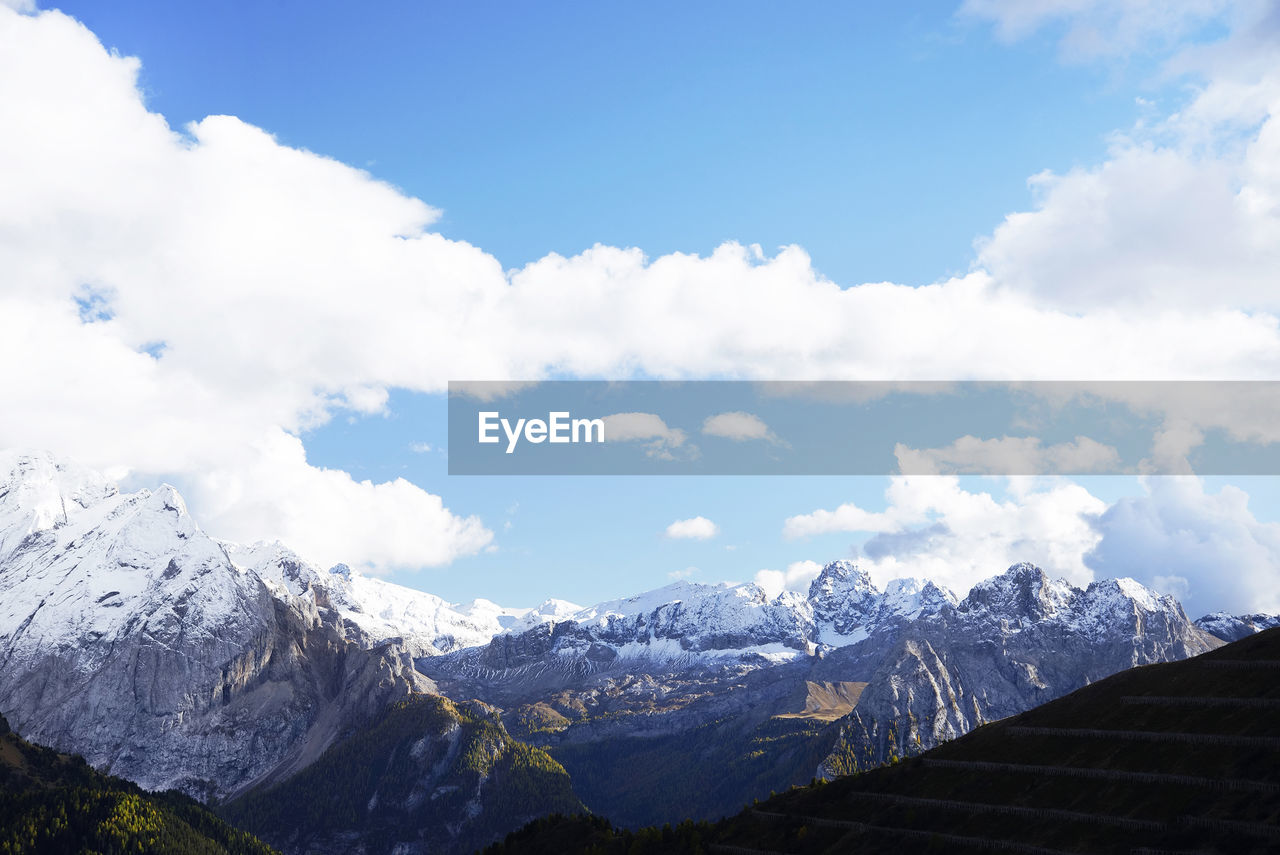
[484,625,1280,854]
[0,449,1271,852]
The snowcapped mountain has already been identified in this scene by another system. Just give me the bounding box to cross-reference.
[456,562,966,678]
[429,558,1204,689]
[1195,610,1280,642]
[223,539,579,656]
[422,557,1221,825]
[0,450,432,798]
[0,450,272,701]
[0,450,1240,833]
[0,450,590,803]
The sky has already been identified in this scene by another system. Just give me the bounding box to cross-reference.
[2,0,1280,616]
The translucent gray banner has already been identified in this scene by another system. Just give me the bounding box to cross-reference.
[446,381,1280,475]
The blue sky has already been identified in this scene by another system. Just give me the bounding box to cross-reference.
[56,0,1141,287]
[4,1,1280,615]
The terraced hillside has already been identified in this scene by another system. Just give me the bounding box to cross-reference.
[486,627,1280,854]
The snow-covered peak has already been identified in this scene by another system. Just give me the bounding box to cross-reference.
[951,564,1201,644]
[533,598,582,617]
[571,580,742,625]
[807,560,874,601]
[1064,575,1196,641]
[488,578,811,661]
[880,577,959,621]
[1195,611,1280,642]
[223,540,325,596]
[959,562,1074,625]
[808,560,880,635]
[0,469,266,658]
[0,451,1221,677]
[0,450,118,561]
[309,568,579,656]
[1084,577,1167,613]
[455,594,576,634]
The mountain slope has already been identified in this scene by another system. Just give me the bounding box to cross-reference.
[0,712,276,855]
[485,627,1280,854]
[222,694,583,855]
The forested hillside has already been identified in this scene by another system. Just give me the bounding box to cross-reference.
[0,713,276,855]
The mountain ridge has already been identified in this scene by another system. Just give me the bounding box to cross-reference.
[0,449,1271,835]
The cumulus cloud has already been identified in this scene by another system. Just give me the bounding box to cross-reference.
[969,0,1280,312]
[754,560,824,599]
[785,476,1107,594]
[665,516,720,540]
[601,412,690,460]
[177,431,492,571]
[783,503,902,539]
[786,472,1280,613]
[602,413,686,444]
[3,5,1280,577]
[1086,476,1280,615]
[978,144,1280,311]
[702,411,782,444]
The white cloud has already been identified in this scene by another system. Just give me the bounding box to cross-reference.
[783,502,902,539]
[785,476,1106,594]
[668,566,698,581]
[785,472,1280,613]
[665,516,719,540]
[601,412,690,460]
[3,6,1280,577]
[754,559,823,599]
[959,0,1240,60]
[602,412,686,444]
[175,431,491,572]
[1086,476,1280,614]
[978,144,1280,311]
[702,411,782,444]
[970,1,1280,313]
[409,442,433,453]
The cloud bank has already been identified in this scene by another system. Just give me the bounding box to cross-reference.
[785,476,1107,596]
[1,3,1279,594]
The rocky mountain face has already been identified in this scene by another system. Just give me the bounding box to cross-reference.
[0,450,601,854]
[808,565,1220,776]
[0,450,432,800]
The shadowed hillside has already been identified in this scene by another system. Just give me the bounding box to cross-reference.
[0,713,276,854]
[484,627,1280,854]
